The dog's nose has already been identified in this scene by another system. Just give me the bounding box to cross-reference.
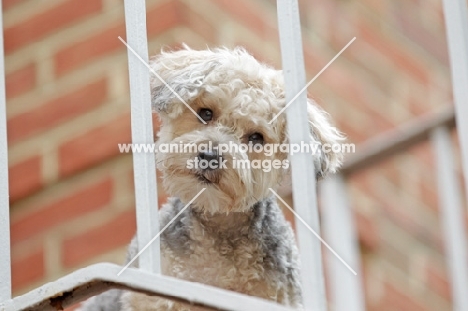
[198,150,218,162]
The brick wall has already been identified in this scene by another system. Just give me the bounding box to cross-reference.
[3,0,465,310]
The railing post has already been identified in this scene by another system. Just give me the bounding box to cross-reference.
[321,175,364,311]
[431,127,468,311]
[442,0,468,202]
[123,0,160,274]
[276,1,327,310]
[0,0,12,301]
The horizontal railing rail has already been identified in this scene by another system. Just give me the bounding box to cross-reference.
[341,107,455,176]
[0,264,294,311]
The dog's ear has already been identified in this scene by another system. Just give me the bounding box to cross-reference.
[149,47,220,119]
[306,99,345,178]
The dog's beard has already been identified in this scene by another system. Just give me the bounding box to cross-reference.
[156,139,283,214]
[157,151,250,213]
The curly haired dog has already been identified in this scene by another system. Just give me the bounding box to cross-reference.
[78,47,343,310]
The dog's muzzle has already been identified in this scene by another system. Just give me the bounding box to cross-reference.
[194,149,225,183]
[197,150,222,169]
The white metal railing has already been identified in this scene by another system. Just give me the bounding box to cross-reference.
[277,0,327,309]
[321,176,365,311]
[442,0,468,197]
[432,127,468,311]
[1,0,468,311]
[441,1,468,309]
[334,105,467,311]
[123,0,161,275]
[1,263,292,311]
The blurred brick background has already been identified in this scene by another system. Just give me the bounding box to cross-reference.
[4,0,467,310]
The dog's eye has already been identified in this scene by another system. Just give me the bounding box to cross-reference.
[248,133,264,145]
[198,108,213,122]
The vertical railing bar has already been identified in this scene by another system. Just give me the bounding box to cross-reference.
[431,127,468,311]
[441,0,468,202]
[321,175,365,311]
[276,1,327,310]
[123,0,160,273]
[0,0,12,301]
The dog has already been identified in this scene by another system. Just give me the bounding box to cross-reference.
[78,46,344,310]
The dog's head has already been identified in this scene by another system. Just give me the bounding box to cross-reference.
[151,46,344,213]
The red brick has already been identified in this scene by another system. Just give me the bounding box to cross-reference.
[214,0,276,40]
[391,4,449,65]
[54,23,126,76]
[10,177,113,243]
[319,66,371,108]
[319,66,396,134]
[11,247,44,291]
[425,262,451,300]
[5,63,36,99]
[358,0,390,15]
[356,22,430,85]
[4,0,102,54]
[374,159,400,186]
[8,78,108,143]
[408,94,430,116]
[55,1,181,76]
[337,120,368,144]
[58,114,131,177]
[178,4,217,44]
[381,202,443,251]
[365,108,396,133]
[304,46,329,75]
[2,0,26,10]
[360,261,381,310]
[352,170,444,252]
[349,170,374,196]
[356,211,380,250]
[232,39,278,66]
[158,195,169,208]
[62,209,136,268]
[8,155,43,203]
[381,282,426,311]
[409,141,434,168]
[419,177,438,212]
[146,1,181,38]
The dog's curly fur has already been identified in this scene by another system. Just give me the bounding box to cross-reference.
[78,46,343,311]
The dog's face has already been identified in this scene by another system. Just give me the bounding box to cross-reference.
[151,47,343,213]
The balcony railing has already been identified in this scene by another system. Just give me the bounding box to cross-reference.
[0,0,467,310]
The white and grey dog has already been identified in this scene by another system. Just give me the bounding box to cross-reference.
[78,47,343,310]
